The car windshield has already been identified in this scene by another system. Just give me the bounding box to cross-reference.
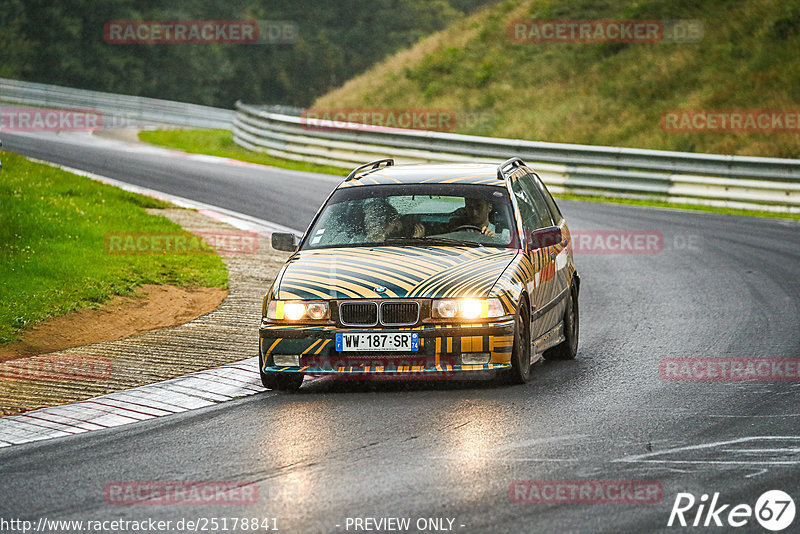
[302,184,517,249]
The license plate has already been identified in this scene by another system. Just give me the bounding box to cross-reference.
[335,332,419,352]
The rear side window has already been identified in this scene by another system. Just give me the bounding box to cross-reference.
[511,176,553,231]
[529,172,563,224]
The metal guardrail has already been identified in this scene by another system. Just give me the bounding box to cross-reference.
[0,77,234,129]
[233,101,800,212]
[2,78,797,211]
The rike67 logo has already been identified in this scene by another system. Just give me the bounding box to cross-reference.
[668,490,795,531]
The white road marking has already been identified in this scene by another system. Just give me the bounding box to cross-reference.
[745,469,770,478]
[707,413,800,418]
[615,436,800,465]
[617,460,800,465]
[719,448,800,454]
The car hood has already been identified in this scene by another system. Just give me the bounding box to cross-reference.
[274,246,519,300]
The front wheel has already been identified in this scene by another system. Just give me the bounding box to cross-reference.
[504,302,532,384]
[260,371,304,391]
[544,284,579,360]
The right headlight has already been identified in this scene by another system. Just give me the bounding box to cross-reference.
[431,298,505,320]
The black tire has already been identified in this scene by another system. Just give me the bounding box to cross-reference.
[260,371,304,391]
[544,283,579,360]
[504,301,532,384]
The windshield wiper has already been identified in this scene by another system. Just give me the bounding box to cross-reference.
[383,236,484,247]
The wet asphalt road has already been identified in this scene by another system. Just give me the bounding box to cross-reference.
[1,132,799,533]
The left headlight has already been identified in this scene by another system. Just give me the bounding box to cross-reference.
[431,298,505,320]
[266,300,330,321]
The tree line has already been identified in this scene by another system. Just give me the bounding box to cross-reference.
[0,0,492,108]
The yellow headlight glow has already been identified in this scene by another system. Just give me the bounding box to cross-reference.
[460,298,483,319]
[266,300,330,321]
[431,297,506,320]
[283,302,307,321]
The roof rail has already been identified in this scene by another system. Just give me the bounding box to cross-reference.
[497,157,526,180]
[345,158,394,181]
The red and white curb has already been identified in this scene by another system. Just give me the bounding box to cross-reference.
[0,357,264,447]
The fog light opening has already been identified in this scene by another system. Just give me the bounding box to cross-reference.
[461,352,490,365]
[273,355,301,366]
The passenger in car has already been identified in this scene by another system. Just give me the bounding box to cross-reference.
[314,202,364,246]
[448,198,496,235]
[364,199,425,242]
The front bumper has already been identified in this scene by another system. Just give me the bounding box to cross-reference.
[259,320,515,376]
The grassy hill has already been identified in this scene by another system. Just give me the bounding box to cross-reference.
[312,0,800,158]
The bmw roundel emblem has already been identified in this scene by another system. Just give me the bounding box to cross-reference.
[375,286,387,294]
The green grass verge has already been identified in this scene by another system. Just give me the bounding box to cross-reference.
[0,151,228,345]
[138,129,348,177]
[139,128,800,221]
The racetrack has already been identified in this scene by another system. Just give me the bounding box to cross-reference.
[1,131,799,533]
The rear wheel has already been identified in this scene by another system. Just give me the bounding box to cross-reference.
[544,283,579,360]
[504,301,532,384]
[260,371,304,391]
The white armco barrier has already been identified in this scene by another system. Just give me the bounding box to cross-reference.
[233,101,800,213]
[0,77,234,129]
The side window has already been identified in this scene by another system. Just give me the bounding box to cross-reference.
[520,174,555,229]
[530,173,563,224]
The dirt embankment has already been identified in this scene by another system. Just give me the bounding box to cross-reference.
[0,285,227,362]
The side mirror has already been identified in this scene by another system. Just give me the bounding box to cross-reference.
[527,226,562,251]
[271,232,298,252]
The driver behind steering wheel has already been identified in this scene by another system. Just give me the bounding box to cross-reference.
[448,197,495,236]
